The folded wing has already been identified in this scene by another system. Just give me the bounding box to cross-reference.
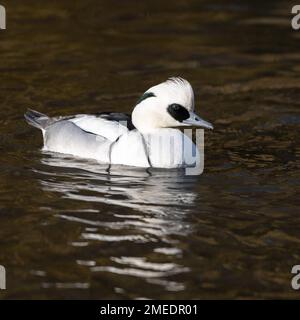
[68,113,133,142]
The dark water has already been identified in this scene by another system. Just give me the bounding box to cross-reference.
[0,0,299,299]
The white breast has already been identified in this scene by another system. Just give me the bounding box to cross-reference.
[111,130,150,167]
[111,128,200,168]
[143,129,200,168]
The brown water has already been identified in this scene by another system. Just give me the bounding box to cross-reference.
[0,0,299,299]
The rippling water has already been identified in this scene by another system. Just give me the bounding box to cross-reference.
[0,0,299,299]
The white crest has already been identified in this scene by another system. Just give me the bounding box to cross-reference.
[145,77,195,111]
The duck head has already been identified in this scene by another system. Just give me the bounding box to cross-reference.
[132,77,213,133]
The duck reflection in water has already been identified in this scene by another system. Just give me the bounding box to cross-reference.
[34,152,202,292]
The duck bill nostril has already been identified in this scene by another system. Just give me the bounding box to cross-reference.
[182,112,214,130]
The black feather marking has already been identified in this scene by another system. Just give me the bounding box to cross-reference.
[106,136,121,173]
[167,104,190,122]
[140,134,152,168]
[136,92,156,105]
[94,112,135,130]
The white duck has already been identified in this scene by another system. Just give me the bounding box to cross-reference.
[25,77,213,169]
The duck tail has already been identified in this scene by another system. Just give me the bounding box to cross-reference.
[24,108,49,130]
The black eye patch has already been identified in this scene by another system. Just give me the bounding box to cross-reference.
[136,92,156,105]
[167,104,190,122]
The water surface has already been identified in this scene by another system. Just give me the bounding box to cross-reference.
[0,0,299,299]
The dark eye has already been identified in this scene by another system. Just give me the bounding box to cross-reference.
[167,103,190,122]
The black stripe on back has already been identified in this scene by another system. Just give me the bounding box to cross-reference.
[94,112,135,130]
[136,92,156,105]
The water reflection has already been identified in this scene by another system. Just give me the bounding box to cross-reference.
[38,151,198,217]
[34,151,199,293]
